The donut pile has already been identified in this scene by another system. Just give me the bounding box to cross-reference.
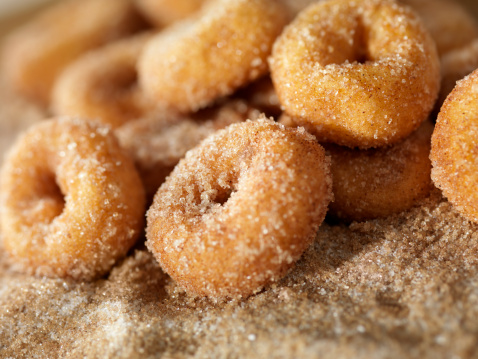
[0,0,477,299]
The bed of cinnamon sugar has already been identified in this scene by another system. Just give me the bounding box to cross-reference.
[1,82,478,358]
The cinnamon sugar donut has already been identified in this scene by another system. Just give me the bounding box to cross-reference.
[146,118,332,298]
[0,118,145,280]
[269,0,440,149]
[138,0,289,113]
[116,100,258,199]
[326,120,433,222]
[134,0,205,27]
[52,33,154,129]
[1,0,146,106]
[431,69,478,224]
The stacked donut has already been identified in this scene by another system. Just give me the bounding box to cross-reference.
[0,0,476,299]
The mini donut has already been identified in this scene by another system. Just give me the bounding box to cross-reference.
[325,120,434,222]
[116,100,259,200]
[133,0,205,28]
[0,118,145,280]
[400,0,478,56]
[146,118,332,298]
[52,33,154,129]
[438,39,478,110]
[1,0,146,106]
[269,0,440,149]
[431,69,478,224]
[138,0,289,113]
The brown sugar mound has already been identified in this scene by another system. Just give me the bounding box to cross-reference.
[2,191,478,358]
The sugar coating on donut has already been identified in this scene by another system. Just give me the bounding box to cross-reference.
[326,120,433,222]
[0,117,145,280]
[116,100,259,199]
[1,0,145,107]
[431,69,478,224]
[52,32,154,129]
[138,0,289,113]
[146,118,332,298]
[270,0,440,149]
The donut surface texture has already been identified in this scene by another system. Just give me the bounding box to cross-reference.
[138,0,289,113]
[0,118,145,279]
[146,118,332,298]
[269,0,440,149]
[431,69,478,224]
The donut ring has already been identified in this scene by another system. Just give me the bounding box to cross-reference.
[1,0,146,106]
[146,118,332,298]
[52,33,154,129]
[133,0,205,28]
[325,120,433,222]
[269,0,440,149]
[138,0,289,113]
[116,100,258,200]
[0,118,145,279]
[399,0,478,56]
[431,69,478,224]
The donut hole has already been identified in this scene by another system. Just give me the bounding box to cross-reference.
[350,22,368,64]
[35,171,66,223]
[214,187,235,206]
[89,64,142,121]
[99,65,138,98]
[317,16,369,66]
[198,177,239,214]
